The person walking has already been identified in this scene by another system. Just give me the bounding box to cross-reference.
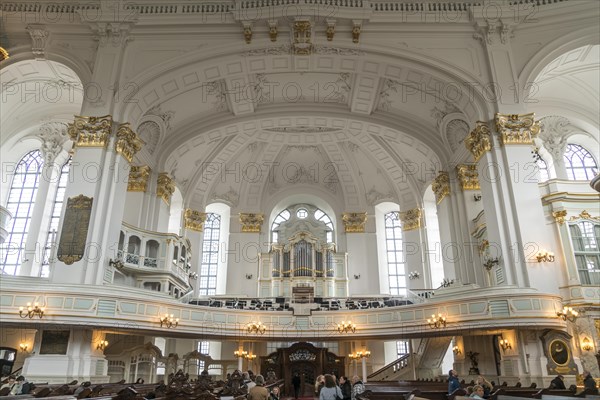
[292,372,301,399]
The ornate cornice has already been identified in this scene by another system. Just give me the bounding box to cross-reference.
[399,208,422,231]
[115,123,144,163]
[568,210,599,223]
[68,115,112,148]
[342,212,367,233]
[552,210,567,226]
[239,213,265,233]
[156,173,175,205]
[128,166,151,192]
[184,209,207,232]
[456,164,480,191]
[465,121,492,162]
[432,172,450,204]
[495,113,540,145]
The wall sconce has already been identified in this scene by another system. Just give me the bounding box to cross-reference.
[483,257,499,271]
[473,194,482,202]
[582,337,593,352]
[188,272,198,280]
[234,349,248,358]
[452,346,461,355]
[408,271,420,280]
[536,249,555,263]
[499,337,512,352]
[97,340,109,351]
[19,302,45,319]
[557,306,578,322]
[159,313,179,328]
[336,320,356,334]
[245,273,253,280]
[109,258,124,269]
[427,313,446,329]
[19,343,28,352]
[354,274,361,279]
[246,321,266,334]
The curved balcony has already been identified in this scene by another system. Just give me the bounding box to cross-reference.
[0,205,13,245]
[0,276,567,341]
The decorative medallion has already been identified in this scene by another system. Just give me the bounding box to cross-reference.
[68,115,113,148]
[456,164,480,190]
[184,209,207,232]
[399,208,422,231]
[495,113,541,145]
[240,213,265,233]
[342,212,367,233]
[465,121,492,162]
[289,349,316,362]
[115,123,143,163]
[156,173,175,205]
[552,210,567,225]
[57,195,93,265]
[128,166,151,192]
[432,172,450,204]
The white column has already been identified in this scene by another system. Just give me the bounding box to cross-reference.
[361,357,367,383]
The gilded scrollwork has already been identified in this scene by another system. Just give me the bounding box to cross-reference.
[399,208,422,231]
[115,123,144,163]
[495,113,541,145]
[552,210,568,225]
[239,213,265,233]
[456,164,480,190]
[184,209,207,232]
[568,210,599,223]
[465,121,492,162]
[342,212,367,233]
[156,173,175,205]
[128,166,151,192]
[432,172,450,204]
[68,115,113,148]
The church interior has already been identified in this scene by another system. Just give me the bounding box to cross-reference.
[0,0,599,395]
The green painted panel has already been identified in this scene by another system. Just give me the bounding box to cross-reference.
[73,299,93,310]
[532,299,541,310]
[190,311,204,321]
[146,305,158,315]
[138,304,145,314]
[414,310,423,320]
[378,313,392,323]
[460,304,468,314]
[541,299,554,311]
[512,300,532,310]
[228,315,237,323]
[180,310,190,319]
[46,297,64,308]
[278,317,292,325]
[312,317,327,325]
[120,302,137,313]
[468,302,487,313]
[399,311,414,321]
[64,298,73,309]
[0,296,13,306]
[447,305,460,316]
[368,314,377,323]
[213,314,227,323]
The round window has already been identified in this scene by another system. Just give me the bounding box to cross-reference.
[296,209,308,219]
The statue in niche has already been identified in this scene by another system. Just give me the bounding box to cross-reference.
[467,351,480,375]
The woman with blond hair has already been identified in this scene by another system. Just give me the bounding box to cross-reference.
[315,375,325,396]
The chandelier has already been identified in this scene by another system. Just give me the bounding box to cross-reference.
[348,350,370,360]
[160,313,179,328]
[246,321,266,334]
[336,320,356,334]
[557,306,578,322]
[244,353,257,360]
[234,349,248,358]
[427,313,446,329]
[19,302,45,319]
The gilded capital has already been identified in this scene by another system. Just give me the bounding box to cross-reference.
[239,213,265,233]
[465,121,492,162]
[342,212,367,233]
[399,208,422,231]
[68,115,112,148]
[456,164,480,190]
[552,210,567,225]
[495,113,540,145]
[184,209,207,232]
[128,166,151,192]
[115,123,144,163]
[432,172,450,204]
[156,173,175,205]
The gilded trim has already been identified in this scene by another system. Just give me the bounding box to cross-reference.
[239,213,265,233]
[128,166,151,192]
[568,210,600,223]
[115,123,144,163]
[465,121,492,162]
[399,208,422,231]
[0,47,9,61]
[184,209,207,232]
[456,164,480,191]
[552,210,567,225]
[68,115,112,148]
[432,172,450,204]
[156,173,175,205]
[495,113,540,145]
[342,212,367,233]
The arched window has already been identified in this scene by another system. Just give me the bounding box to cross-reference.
[271,209,291,243]
[563,144,598,180]
[1,150,44,275]
[384,211,406,296]
[199,213,221,296]
[40,158,71,277]
[569,220,600,285]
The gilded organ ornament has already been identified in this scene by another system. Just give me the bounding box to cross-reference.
[432,172,450,204]
[128,166,151,192]
[115,123,144,163]
[342,212,367,233]
[552,210,568,225]
[495,113,541,145]
[184,209,207,232]
[68,115,113,148]
[465,121,492,162]
[456,164,480,190]
[399,208,422,231]
[156,173,175,205]
[239,213,265,233]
